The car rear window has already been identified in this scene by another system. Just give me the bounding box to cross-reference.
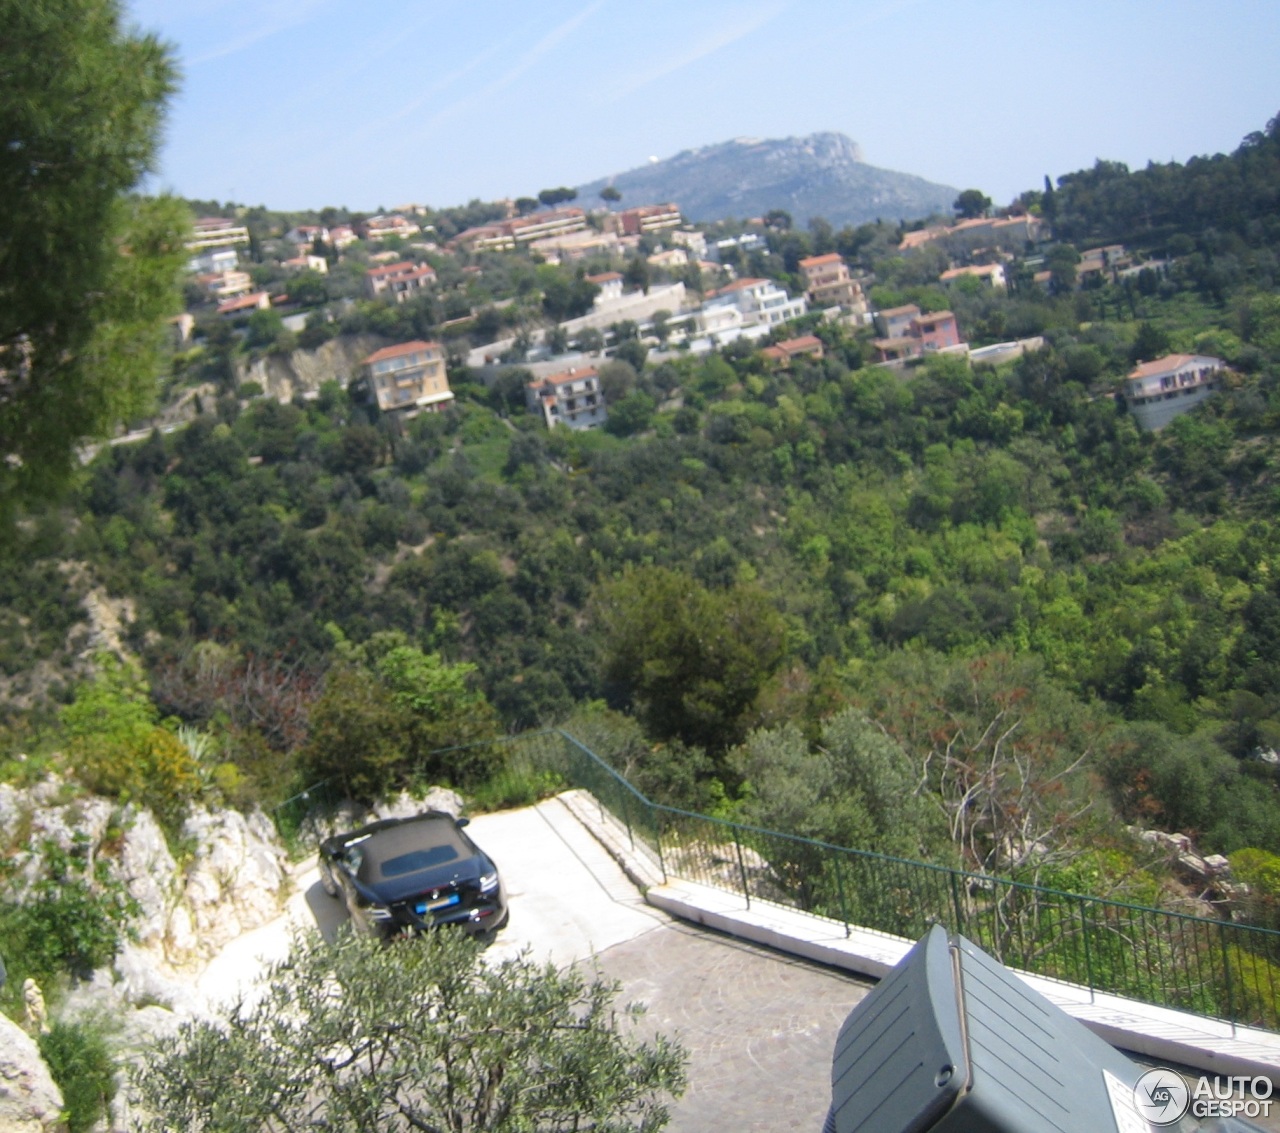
[352,815,474,882]
[378,844,459,877]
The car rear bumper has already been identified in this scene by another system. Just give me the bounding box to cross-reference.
[378,895,508,938]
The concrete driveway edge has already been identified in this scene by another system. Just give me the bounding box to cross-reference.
[554,790,1280,1081]
[556,789,666,891]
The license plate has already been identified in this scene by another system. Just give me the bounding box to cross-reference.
[416,893,460,915]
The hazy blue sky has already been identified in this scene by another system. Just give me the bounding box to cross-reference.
[129,0,1280,215]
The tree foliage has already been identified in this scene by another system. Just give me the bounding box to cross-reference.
[133,928,687,1133]
[537,187,578,208]
[729,709,943,859]
[0,0,187,520]
[593,567,787,754]
[953,189,992,219]
[301,635,503,799]
[61,656,201,830]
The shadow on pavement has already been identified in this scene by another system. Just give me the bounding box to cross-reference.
[302,879,350,943]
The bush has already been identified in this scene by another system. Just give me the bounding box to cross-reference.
[39,1019,116,1133]
[61,658,201,833]
[0,842,137,988]
[466,764,563,812]
[300,640,504,800]
[133,929,686,1132]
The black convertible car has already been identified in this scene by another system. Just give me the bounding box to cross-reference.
[319,811,507,938]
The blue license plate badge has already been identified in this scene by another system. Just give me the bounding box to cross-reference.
[415,893,460,915]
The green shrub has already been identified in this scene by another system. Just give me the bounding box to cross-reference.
[1228,848,1280,931]
[0,842,137,998]
[61,658,200,833]
[38,1019,116,1133]
[467,765,563,813]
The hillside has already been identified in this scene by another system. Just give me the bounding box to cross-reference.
[6,116,1280,972]
[577,132,959,226]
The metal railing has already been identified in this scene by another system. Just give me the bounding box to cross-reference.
[274,729,1280,1031]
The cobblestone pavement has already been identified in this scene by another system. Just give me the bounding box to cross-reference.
[589,920,872,1133]
[588,917,1280,1133]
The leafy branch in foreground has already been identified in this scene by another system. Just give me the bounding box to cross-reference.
[133,928,686,1132]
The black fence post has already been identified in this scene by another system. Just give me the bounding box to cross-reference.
[1219,921,1236,1034]
[734,828,751,910]
[949,870,965,937]
[621,788,634,851]
[1078,896,1096,1003]
[654,804,668,884]
[836,853,851,938]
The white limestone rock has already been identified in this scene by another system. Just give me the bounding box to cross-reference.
[111,944,203,1016]
[178,807,289,958]
[0,1012,63,1133]
[373,787,464,822]
[113,807,179,950]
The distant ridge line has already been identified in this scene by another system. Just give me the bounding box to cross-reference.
[577,131,956,228]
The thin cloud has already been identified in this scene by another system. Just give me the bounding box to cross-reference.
[188,0,330,65]
[605,2,789,103]
[382,38,512,128]
[304,36,514,161]
[241,7,465,129]
[416,0,606,136]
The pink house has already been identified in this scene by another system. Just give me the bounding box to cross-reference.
[872,305,963,363]
[912,310,961,353]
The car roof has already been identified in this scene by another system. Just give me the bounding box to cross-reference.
[324,811,471,855]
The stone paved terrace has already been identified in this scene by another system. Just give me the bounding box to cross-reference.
[248,790,1280,1132]
[557,789,1280,1085]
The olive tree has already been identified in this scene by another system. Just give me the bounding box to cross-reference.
[134,928,687,1133]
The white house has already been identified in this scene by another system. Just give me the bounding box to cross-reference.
[702,278,807,330]
[647,247,688,269]
[328,225,359,249]
[939,263,1007,290]
[586,272,625,306]
[1124,354,1224,430]
[671,228,707,258]
[187,247,238,275]
[283,254,328,275]
[285,225,329,246]
[526,366,607,430]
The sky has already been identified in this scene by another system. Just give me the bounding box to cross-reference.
[128,0,1280,216]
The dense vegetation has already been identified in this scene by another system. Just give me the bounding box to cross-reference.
[6,117,1280,936]
[133,929,686,1133]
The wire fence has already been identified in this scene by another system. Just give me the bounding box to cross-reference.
[274,729,1280,1031]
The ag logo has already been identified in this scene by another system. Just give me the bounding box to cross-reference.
[1133,1068,1190,1125]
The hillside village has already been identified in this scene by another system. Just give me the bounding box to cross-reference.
[7,8,1280,1122]
[179,191,1214,440]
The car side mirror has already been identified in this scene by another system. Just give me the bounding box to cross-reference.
[456,817,470,828]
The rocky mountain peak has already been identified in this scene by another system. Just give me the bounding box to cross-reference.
[578,131,953,228]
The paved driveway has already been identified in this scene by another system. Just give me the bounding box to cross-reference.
[199,796,1279,1132]
[473,799,871,1132]
[594,922,866,1133]
[223,797,870,1132]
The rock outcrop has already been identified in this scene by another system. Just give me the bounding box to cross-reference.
[1,776,290,984]
[237,333,383,402]
[176,806,289,959]
[0,1014,63,1133]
